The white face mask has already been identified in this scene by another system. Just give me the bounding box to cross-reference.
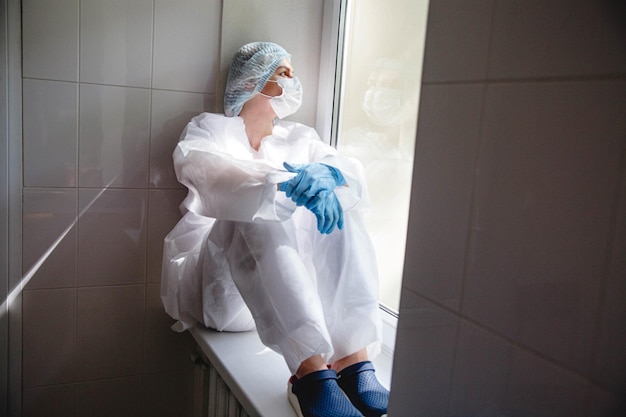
[362,87,407,127]
[261,77,303,119]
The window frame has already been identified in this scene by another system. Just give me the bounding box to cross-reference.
[315,0,346,146]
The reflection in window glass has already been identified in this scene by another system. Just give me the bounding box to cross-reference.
[336,0,429,312]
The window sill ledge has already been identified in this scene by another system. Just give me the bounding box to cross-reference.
[190,326,393,417]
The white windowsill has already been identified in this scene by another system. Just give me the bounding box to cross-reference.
[190,313,395,417]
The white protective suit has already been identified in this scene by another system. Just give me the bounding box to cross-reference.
[161,112,382,373]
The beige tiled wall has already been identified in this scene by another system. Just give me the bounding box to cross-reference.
[390,0,626,416]
[20,0,221,415]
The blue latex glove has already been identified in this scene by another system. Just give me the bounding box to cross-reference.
[304,189,344,234]
[279,162,346,207]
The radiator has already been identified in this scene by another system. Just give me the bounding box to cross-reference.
[192,350,251,417]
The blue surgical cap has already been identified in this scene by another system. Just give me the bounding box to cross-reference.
[224,42,291,117]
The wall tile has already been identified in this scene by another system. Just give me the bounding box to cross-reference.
[388,291,458,416]
[23,79,78,187]
[22,0,79,82]
[76,285,145,381]
[488,0,626,79]
[23,384,76,417]
[421,0,494,83]
[147,190,187,283]
[79,84,151,188]
[23,189,77,290]
[80,0,153,87]
[144,284,196,373]
[150,90,214,188]
[403,84,483,310]
[448,321,588,417]
[23,289,76,387]
[153,0,221,93]
[593,161,626,394]
[463,81,625,374]
[75,376,142,417]
[77,189,147,286]
[142,370,195,417]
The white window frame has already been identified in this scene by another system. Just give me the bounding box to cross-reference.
[315,0,345,146]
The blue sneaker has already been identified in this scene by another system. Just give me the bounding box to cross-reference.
[337,361,389,417]
[288,369,364,417]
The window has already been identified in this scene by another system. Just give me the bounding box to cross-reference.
[330,0,429,313]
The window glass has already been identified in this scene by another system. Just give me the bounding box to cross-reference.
[335,0,429,312]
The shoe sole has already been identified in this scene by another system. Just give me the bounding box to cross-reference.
[287,380,306,417]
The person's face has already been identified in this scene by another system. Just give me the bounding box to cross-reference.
[260,58,295,97]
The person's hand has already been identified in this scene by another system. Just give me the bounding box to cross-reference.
[304,189,343,234]
[279,162,346,206]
